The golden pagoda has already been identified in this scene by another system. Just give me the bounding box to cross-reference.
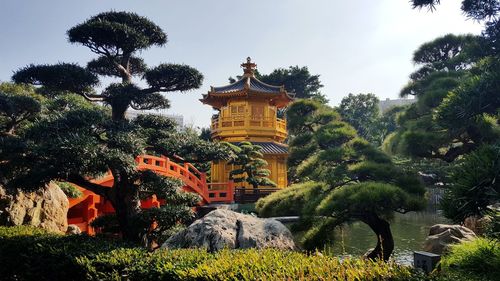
[200,58,294,189]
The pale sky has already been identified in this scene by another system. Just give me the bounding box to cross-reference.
[0,0,482,128]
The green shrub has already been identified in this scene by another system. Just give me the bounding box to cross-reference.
[56,181,83,198]
[439,238,500,281]
[1,226,416,281]
[484,210,500,239]
[79,248,416,281]
[2,226,496,281]
[0,226,134,281]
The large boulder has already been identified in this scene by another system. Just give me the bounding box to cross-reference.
[162,209,295,251]
[464,215,492,235]
[0,182,69,233]
[423,224,477,254]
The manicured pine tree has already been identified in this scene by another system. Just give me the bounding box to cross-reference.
[384,34,493,162]
[226,142,276,190]
[257,100,425,261]
[1,12,229,242]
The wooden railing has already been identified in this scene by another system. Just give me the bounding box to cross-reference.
[211,115,287,140]
[207,181,235,203]
[80,155,237,205]
[136,155,211,203]
[233,187,280,203]
[67,154,241,234]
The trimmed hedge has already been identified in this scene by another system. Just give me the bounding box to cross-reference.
[1,226,497,281]
[78,248,418,281]
[0,226,416,281]
[0,226,135,281]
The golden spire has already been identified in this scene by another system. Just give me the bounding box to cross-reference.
[241,57,257,77]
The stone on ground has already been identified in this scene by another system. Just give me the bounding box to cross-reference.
[0,182,69,233]
[66,224,82,235]
[162,209,295,251]
[423,224,476,254]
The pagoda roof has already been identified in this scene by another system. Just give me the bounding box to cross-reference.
[231,141,288,155]
[212,76,283,94]
[200,57,294,109]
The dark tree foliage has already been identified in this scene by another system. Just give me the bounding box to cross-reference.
[12,63,100,97]
[408,0,500,222]
[257,100,425,261]
[13,11,203,121]
[385,34,496,162]
[372,105,408,148]
[441,143,500,223]
[2,12,229,242]
[413,0,500,21]
[199,127,212,142]
[0,83,42,135]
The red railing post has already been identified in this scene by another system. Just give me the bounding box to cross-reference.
[165,157,170,170]
[200,173,208,194]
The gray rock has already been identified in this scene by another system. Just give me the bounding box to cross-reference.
[464,215,492,235]
[0,182,69,233]
[162,209,295,251]
[423,224,477,254]
[66,224,82,235]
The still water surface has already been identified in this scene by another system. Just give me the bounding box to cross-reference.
[323,211,449,264]
[241,201,448,264]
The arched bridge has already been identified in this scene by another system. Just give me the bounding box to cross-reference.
[67,155,234,234]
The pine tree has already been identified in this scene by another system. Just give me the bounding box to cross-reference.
[256,100,425,261]
[0,12,229,242]
[226,142,276,189]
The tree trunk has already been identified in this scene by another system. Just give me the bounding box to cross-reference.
[360,213,394,261]
[111,104,128,121]
[110,180,142,242]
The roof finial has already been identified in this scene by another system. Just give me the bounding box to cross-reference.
[241,57,257,77]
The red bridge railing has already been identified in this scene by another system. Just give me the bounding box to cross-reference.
[68,154,237,234]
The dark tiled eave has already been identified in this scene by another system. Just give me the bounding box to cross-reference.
[212,76,282,94]
[231,141,288,154]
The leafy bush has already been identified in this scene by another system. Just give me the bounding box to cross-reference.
[439,238,500,281]
[0,226,134,281]
[484,210,500,239]
[56,181,83,198]
[2,226,497,281]
[78,248,418,281]
[441,143,500,222]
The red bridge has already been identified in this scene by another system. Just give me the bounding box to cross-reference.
[67,155,235,234]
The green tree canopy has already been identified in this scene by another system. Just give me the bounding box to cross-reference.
[384,34,497,162]
[0,83,42,135]
[257,100,425,261]
[338,93,380,143]
[408,0,500,224]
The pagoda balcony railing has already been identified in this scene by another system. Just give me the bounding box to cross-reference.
[211,115,287,140]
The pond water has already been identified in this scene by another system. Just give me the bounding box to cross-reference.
[317,210,449,265]
[239,192,449,265]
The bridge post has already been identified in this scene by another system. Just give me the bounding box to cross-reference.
[200,173,208,192]
[165,157,170,170]
[228,180,235,203]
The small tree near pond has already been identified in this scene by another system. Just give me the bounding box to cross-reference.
[225,142,276,189]
[256,100,425,261]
